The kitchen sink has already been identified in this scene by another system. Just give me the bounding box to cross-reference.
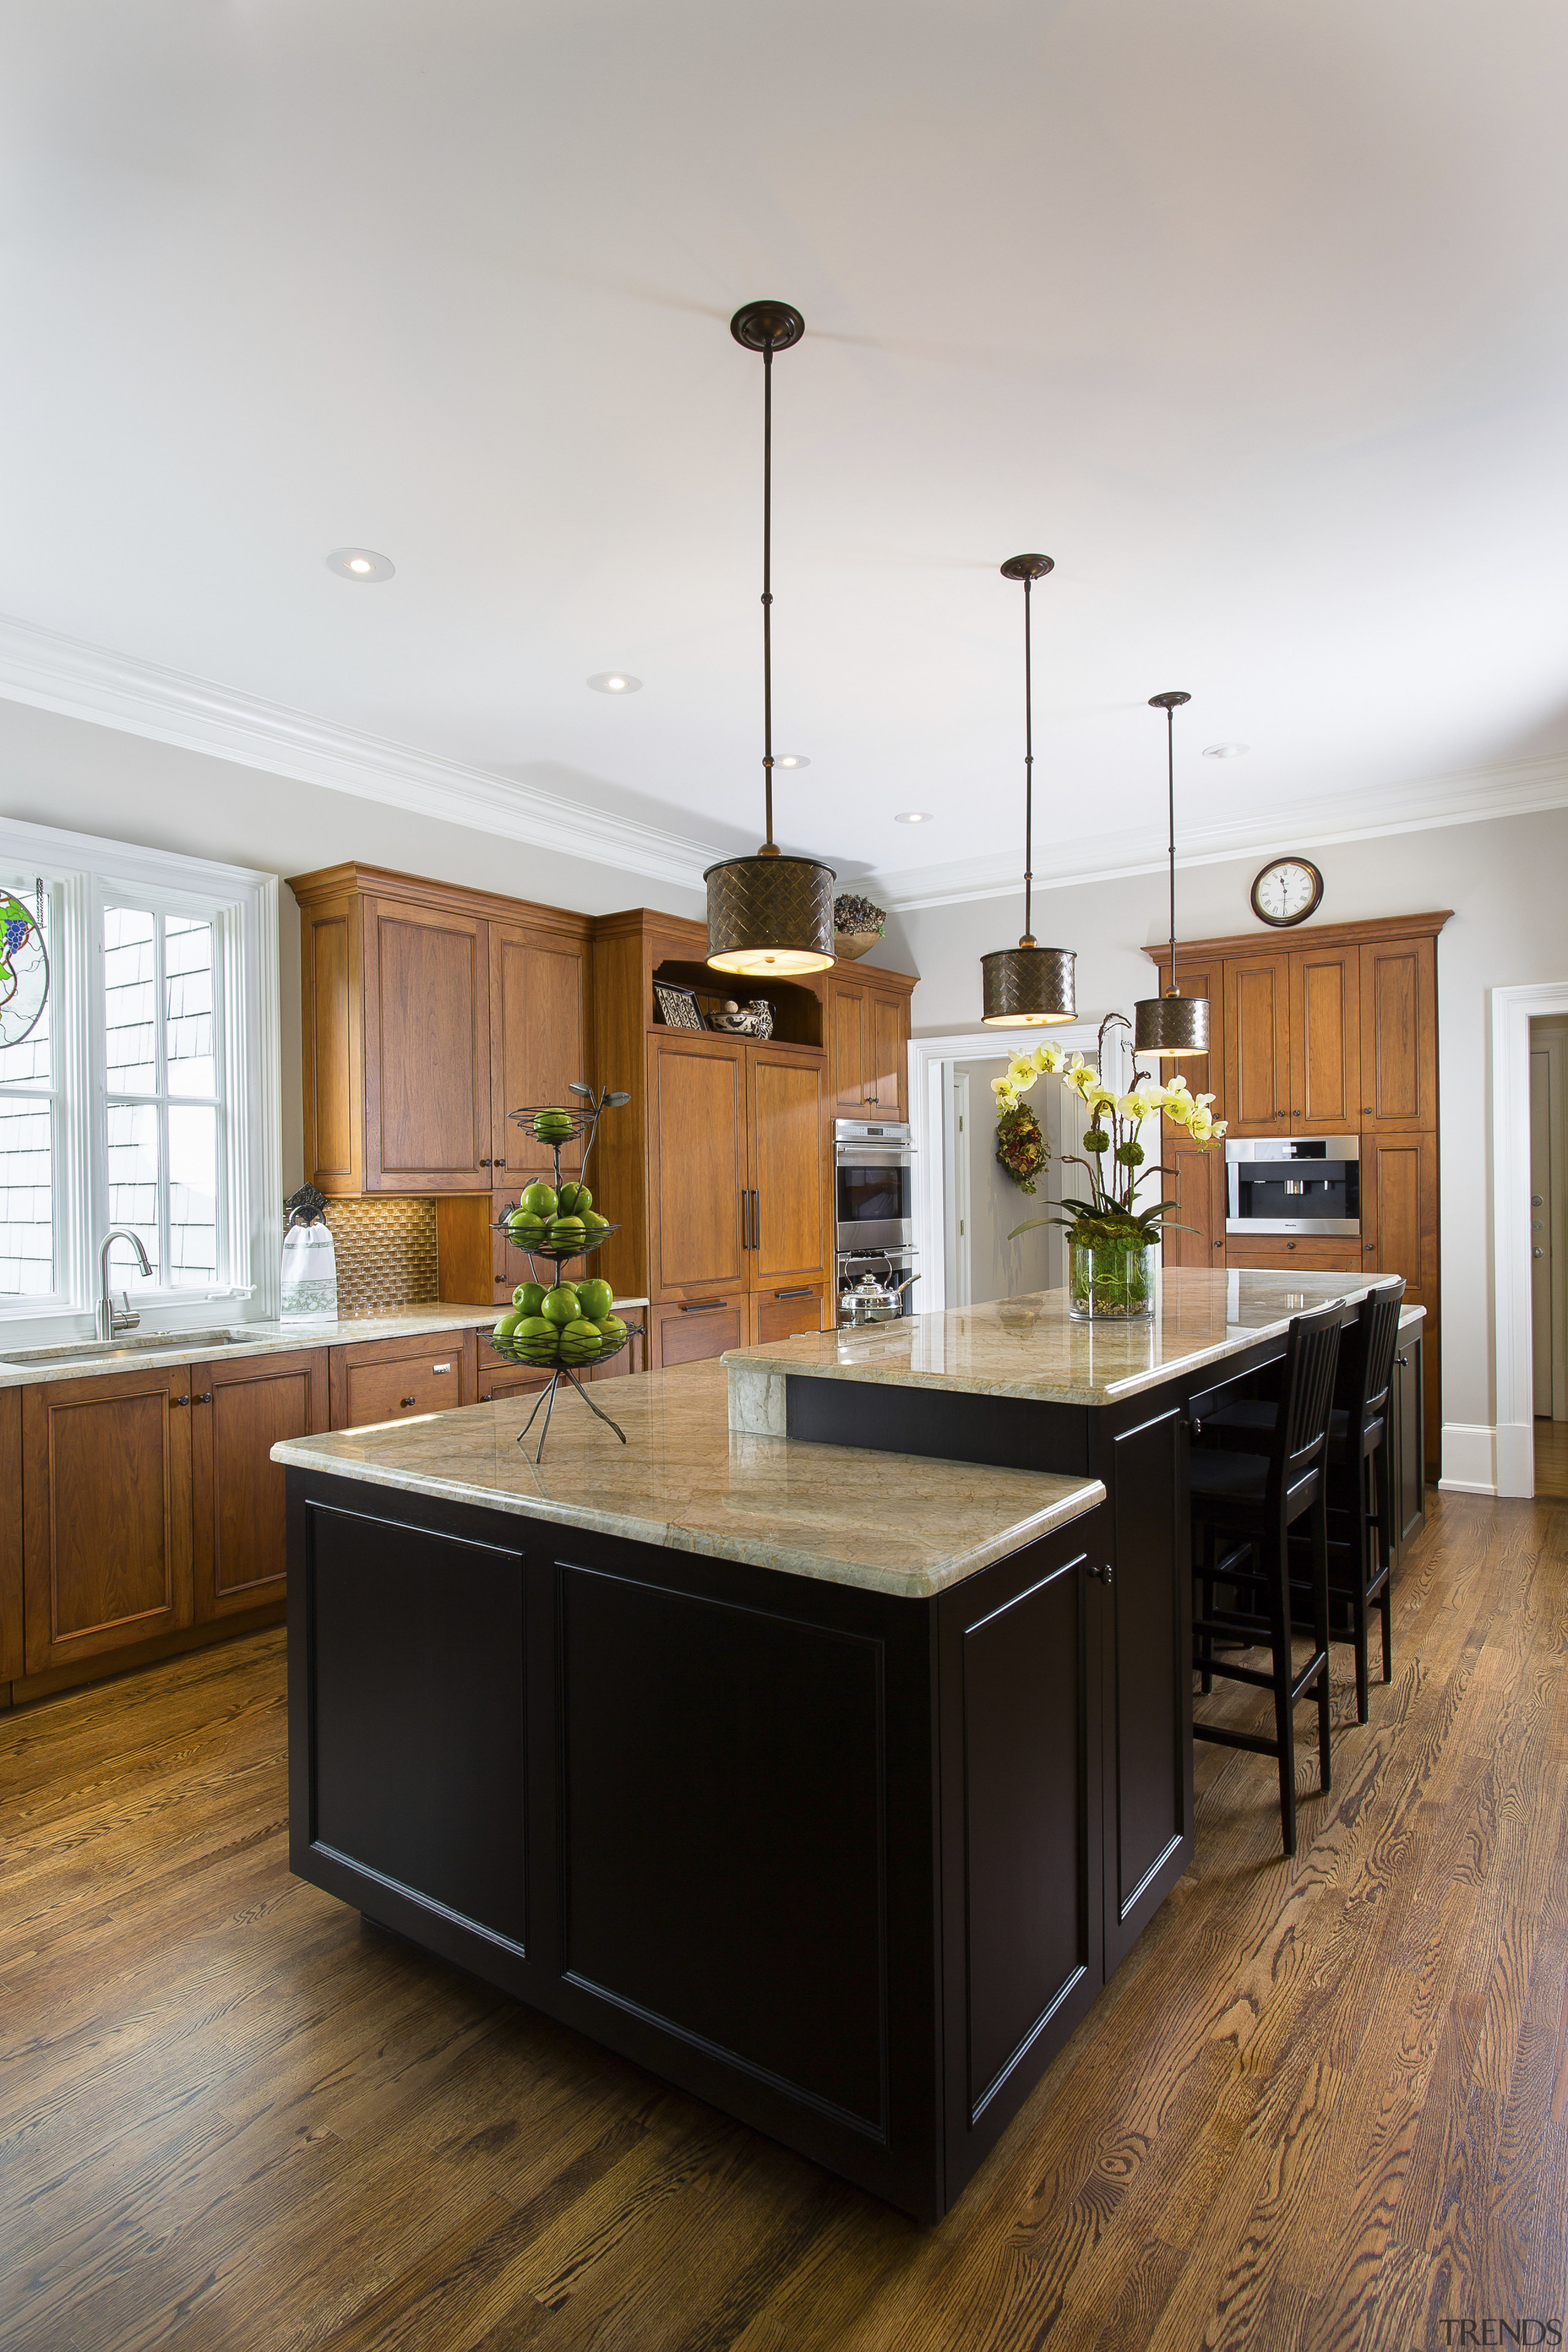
[0,1327,255,1366]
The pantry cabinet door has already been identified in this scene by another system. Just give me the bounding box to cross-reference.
[747,1044,829,1289]
[647,1033,748,1298]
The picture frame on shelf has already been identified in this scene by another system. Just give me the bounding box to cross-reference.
[654,982,707,1030]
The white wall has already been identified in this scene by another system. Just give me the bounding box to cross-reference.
[0,696,704,1191]
[879,805,1568,1483]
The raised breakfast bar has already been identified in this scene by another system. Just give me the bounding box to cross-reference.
[276,1271,1425,2222]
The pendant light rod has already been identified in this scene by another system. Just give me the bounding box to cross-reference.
[1150,690,1191,993]
[761,336,775,848]
[999,552,1054,944]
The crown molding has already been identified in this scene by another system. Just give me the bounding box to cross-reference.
[0,612,723,892]
[864,752,1568,912]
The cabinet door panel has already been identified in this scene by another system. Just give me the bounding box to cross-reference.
[1290,945,1359,1131]
[0,1389,20,1683]
[869,995,906,1120]
[304,897,361,1191]
[194,1352,327,1620]
[647,1035,747,1297]
[1362,1131,1438,1303]
[748,1047,828,1288]
[1163,1141,1226,1268]
[1359,937,1437,1129]
[22,1368,194,1676]
[831,984,867,1112]
[1223,954,1291,1132]
[491,925,587,1178]
[649,1295,748,1368]
[1158,963,1222,1120]
[1104,1403,1191,1970]
[364,900,490,1189]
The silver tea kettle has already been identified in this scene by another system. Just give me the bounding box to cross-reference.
[838,1267,919,1327]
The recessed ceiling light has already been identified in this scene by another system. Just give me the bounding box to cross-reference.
[326,547,395,582]
[895,811,933,824]
[587,672,642,695]
[1202,742,1250,760]
[775,753,810,770]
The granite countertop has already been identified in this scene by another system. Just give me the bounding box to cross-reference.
[0,1297,652,1392]
[270,1357,1106,1599]
[725,1269,1426,1420]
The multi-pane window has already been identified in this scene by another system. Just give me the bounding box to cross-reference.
[0,887,56,1298]
[103,908,222,1293]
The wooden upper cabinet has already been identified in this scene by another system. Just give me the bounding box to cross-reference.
[1223,953,1292,1133]
[192,1351,328,1623]
[363,897,491,1191]
[647,1033,748,1298]
[1158,962,1221,1119]
[21,1366,195,1678]
[491,924,587,1180]
[748,1044,829,1287]
[827,973,914,1120]
[1289,942,1360,1133]
[1359,934,1437,1130]
[831,982,868,1113]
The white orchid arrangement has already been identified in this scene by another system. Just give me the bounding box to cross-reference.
[996,1010,1227,1250]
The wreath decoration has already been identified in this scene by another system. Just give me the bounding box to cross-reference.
[995,1101,1047,1194]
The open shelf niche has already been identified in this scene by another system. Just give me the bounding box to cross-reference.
[649,959,824,1051]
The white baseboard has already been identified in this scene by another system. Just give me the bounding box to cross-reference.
[1439,1419,1538,1498]
[1439,1422,1498,1496]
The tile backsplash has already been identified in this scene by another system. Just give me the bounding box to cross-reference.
[326,1197,439,1317]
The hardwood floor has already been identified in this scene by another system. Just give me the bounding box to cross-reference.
[1537,1418,1568,1499]
[3,1488,1566,2351]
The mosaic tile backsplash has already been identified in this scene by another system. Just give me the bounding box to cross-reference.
[326,1197,439,1318]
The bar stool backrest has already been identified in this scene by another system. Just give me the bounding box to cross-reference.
[1349,1276,1406,1433]
[1271,1298,1346,1513]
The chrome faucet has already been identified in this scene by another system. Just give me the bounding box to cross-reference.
[96,1227,153,1344]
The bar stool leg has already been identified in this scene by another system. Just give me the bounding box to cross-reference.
[1268,1531,1297,1858]
[1200,1527,1214,1695]
[1352,1452,1372,1726]
[1374,1439,1394,1683]
[1312,1483,1333,1792]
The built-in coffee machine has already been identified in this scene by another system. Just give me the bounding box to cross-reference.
[1225,1134,1362,1237]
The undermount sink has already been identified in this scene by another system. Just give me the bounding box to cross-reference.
[0,1327,254,1366]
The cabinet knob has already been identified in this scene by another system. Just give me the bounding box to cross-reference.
[1365,1243,1376,1253]
[171,1394,189,1408]
[1396,1354,1408,1368]
[480,1157,493,1166]
[1214,1240,1224,1250]
[1362,1106,1374,1114]
[1090,1562,1115,1586]
[399,1394,417,1408]
[195,1392,213,1404]
[1286,1241,1297,1251]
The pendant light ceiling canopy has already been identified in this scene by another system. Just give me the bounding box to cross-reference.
[705,300,836,978]
[980,553,1076,1027]
[1134,690,1210,1057]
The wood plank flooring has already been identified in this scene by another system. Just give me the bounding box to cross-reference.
[1537,1419,1568,1499]
[3,1487,1566,2351]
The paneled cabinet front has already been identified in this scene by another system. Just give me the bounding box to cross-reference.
[193,1352,329,1622]
[646,1033,749,1300]
[490,924,587,1182]
[747,1045,829,1288]
[21,1367,195,1678]
[827,976,911,1120]
[363,897,492,1191]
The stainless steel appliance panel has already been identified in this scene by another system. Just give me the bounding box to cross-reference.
[1226,1133,1361,1237]
[834,1120,916,1254]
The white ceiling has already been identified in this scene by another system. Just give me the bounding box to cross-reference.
[2,0,1566,902]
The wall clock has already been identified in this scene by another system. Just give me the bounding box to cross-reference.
[1250,856,1324,928]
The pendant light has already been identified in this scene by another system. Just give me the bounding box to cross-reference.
[1134,690,1210,1055]
[705,301,836,977]
[980,554,1076,1025]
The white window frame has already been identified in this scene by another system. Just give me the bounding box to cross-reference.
[0,818,281,1344]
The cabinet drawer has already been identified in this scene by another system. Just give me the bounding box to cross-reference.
[330,1328,475,1428]
[753,1284,824,1343]
[650,1295,747,1369]
[1225,1238,1363,1273]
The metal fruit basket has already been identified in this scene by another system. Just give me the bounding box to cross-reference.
[489,1084,640,1458]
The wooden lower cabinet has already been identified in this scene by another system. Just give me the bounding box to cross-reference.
[21,1365,196,1681]
[193,1352,328,1622]
[752,1283,826,1344]
[1225,1237,1365,1275]
[649,1294,749,1370]
[0,1390,21,1687]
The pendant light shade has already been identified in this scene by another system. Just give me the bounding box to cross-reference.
[705,301,835,977]
[1134,690,1210,1056]
[979,554,1076,1026]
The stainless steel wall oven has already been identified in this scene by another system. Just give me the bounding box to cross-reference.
[834,1118,916,1254]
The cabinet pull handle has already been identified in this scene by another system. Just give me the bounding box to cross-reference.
[774,1287,813,1298]
[740,1189,750,1251]
[679,1299,728,1313]
[432,1362,451,1373]
[399,1394,417,1407]
[750,1189,759,1248]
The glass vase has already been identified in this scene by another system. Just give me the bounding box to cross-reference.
[1068,1238,1157,1321]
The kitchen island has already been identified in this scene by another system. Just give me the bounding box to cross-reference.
[276,1275,1425,2223]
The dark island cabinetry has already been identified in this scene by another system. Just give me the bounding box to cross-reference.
[288,1469,1107,2222]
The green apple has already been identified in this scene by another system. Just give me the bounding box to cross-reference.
[512,1281,546,1315]
[520,1181,558,1219]
[557,1180,592,1215]
[575,1276,613,1322]
[541,1284,581,1327]
[492,1308,524,1341]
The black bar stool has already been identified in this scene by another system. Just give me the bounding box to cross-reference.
[1198,1278,1405,1723]
[1189,1298,1344,1856]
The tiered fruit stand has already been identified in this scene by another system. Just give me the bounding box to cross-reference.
[489,1086,643,1460]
